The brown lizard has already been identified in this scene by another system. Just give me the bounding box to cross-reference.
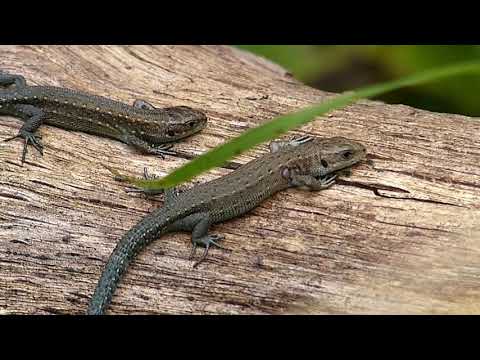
[0,71,207,163]
[87,135,367,314]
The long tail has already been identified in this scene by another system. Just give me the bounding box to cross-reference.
[87,205,194,315]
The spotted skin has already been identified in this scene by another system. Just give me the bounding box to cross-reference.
[87,136,367,314]
[0,72,207,163]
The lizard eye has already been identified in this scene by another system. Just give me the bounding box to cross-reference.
[167,130,175,137]
[321,159,329,168]
[342,150,353,159]
[187,121,196,128]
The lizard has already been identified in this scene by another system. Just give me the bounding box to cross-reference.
[0,71,207,164]
[87,135,367,314]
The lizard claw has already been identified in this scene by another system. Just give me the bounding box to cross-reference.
[142,167,159,180]
[291,135,314,145]
[319,174,337,188]
[149,144,176,159]
[188,243,198,260]
[190,234,226,268]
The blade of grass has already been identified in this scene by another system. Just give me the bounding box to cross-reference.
[124,60,480,190]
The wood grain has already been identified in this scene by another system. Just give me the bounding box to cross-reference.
[0,45,479,314]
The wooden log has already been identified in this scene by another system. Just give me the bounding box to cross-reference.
[0,45,479,314]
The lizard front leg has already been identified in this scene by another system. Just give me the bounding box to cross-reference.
[121,132,176,158]
[289,173,337,191]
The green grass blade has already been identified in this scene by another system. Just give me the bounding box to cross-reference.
[127,60,480,190]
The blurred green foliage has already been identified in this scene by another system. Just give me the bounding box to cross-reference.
[237,45,480,116]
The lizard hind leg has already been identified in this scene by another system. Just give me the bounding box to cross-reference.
[191,234,226,268]
[187,214,226,268]
[123,167,165,196]
[123,167,187,206]
[137,167,183,203]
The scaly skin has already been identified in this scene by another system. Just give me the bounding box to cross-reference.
[87,135,367,314]
[0,71,207,163]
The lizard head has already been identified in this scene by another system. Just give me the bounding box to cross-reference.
[143,105,208,143]
[303,136,367,178]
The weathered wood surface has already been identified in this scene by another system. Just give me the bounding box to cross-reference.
[0,45,479,315]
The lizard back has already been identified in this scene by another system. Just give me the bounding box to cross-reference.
[0,85,207,144]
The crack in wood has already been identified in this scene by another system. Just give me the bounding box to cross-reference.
[378,168,480,189]
[373,189,465,207]
[337,179,464,207]
[30,179,61,190]
[0,192,28,202]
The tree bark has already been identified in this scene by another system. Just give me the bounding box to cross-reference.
[0,45,479,314]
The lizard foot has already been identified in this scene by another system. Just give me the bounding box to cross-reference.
[190,234,226,268]
[4,129,43,164]
[320,173,337,187]
[148,144,177,159]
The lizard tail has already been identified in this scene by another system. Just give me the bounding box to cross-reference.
[87,205,194,315]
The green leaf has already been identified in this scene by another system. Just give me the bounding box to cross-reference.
[123,60,480,191]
